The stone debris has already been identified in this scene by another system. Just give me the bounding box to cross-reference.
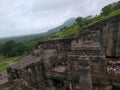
[0,79,36,90]
[52,66,66,73]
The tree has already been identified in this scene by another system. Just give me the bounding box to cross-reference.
[0,44,2,54]
[75,17,85,27]
[83,15,93,25]
[11,43,26,56]
[113,1,120,10]
[100,4,113,16]
[1,40,26,57]
[1,40,16,56]
[75,16,94,28]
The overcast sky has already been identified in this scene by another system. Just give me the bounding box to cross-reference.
[0,0,119,38]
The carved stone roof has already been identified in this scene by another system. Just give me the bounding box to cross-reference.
[9,49,58,70]
[9,55,41,69]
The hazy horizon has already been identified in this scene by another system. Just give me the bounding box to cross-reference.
[0,0,119,38]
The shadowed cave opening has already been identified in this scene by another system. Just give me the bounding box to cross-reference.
[112,85,120,90]
[52,79,64,88]
[52,79,71,90]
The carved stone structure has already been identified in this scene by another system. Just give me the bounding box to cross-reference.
[0,79,36,90]
[1,14,120,90]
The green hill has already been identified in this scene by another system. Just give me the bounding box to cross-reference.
[50,9,120,39]
[43,18,76,35]
[0,18,76,43]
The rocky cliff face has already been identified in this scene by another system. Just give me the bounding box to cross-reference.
[83,15,120,57]
[102,18,120,57]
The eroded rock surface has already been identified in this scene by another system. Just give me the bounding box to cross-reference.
[83,14,120,57]
[0,79,36,90]
[1,14,120,90]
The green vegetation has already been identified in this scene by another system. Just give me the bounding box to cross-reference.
[101,1,120,16]
[50,25,79,38]
[0,55,25,72]
[0,40,27,57]
[107,9,120,17]
[48,1,120,39]
[0,37,45,72]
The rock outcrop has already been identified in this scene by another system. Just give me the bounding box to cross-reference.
[82,14,120,57]
[0,14,120,90]
[0,79,36,90]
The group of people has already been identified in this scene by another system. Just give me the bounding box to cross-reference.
[107,61,120,76]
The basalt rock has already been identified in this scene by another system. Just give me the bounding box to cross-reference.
[0,79,36,90]
[82,14,120,57]
[1,14,120,90]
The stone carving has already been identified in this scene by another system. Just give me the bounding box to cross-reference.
[1,14,120,90]
[31,46,44,57]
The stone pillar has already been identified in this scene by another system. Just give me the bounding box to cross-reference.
[27,67,34,86]
[70,82,72,90]
[48,79,53,86]
[63,81,69,90]
[35,66,42,90]
[79,56,93,90]
[35,63,46,90]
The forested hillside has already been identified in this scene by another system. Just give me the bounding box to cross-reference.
[49,1,120,39]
